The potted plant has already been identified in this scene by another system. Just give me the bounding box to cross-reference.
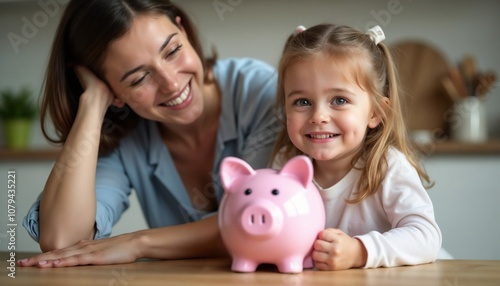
[0,87,38,150]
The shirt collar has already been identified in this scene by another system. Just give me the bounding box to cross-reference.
[147,120,163,165]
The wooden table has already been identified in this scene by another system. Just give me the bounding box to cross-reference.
[2,252,500,286]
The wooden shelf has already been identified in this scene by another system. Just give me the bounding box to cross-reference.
[0,148,60,161]
[415,140,500,155]
[1,140,500,161]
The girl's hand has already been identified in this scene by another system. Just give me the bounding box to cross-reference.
[312,228,368,271]
[74,66,119,116]
[17,232,144,268]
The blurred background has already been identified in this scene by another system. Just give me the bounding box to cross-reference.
[0,0,499,260]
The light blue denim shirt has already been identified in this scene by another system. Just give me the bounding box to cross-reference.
[23,58,279,240]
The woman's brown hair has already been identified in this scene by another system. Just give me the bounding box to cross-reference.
[40,0,216,155]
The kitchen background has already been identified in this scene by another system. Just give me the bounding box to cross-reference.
[0,0,499,260]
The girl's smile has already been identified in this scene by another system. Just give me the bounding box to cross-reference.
[307,132,341,141]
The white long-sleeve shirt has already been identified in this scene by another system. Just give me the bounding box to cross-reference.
[315,148,442,268]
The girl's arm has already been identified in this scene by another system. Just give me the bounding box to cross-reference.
[18,214,228,267]
[354,151,442,268]
[313,150,441,270]
[38,66,115,252]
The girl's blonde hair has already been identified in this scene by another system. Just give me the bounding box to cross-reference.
[270,24,432,203]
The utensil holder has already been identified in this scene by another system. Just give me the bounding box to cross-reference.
[450,96,487,143]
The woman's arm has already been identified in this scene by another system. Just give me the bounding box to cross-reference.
[38,66,115,252]
[18,214,228,267]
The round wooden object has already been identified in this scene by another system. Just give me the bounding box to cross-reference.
[390,41,454,134]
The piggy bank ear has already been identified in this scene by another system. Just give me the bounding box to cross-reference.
[279,155,313,188]
[220,157,256,192]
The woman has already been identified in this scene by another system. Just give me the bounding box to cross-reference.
[19,0,278,267]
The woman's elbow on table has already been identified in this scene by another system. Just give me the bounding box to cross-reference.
[39,229,95,253]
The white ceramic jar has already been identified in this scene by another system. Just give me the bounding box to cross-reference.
[450,96,488,143]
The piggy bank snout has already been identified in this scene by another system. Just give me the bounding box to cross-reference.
[240,200,283,238]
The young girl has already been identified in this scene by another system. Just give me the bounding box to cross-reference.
[271,24,442,270]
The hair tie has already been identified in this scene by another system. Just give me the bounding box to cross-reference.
[293,25,307,36]
[366,25,385,45]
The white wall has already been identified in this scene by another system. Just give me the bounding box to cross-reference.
[0,0,499,260]
[424,155,500,260]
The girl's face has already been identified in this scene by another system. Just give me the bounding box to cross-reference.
[283,55,382,165]
[102,14,204,126]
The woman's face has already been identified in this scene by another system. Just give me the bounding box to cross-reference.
[102,14,204,126]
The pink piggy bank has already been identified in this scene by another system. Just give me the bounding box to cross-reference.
[218,155,325,273]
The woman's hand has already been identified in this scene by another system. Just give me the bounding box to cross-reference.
[312,228,368,271]
[20,215,227,268]
[18,232,145,268]
[74,65,118,117]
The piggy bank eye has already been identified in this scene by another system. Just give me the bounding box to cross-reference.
[271,189,279,196]
[244,189,252,195]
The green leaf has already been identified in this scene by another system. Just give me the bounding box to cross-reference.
[0,87,38,120]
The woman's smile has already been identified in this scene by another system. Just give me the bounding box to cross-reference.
[161,80,192,110]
